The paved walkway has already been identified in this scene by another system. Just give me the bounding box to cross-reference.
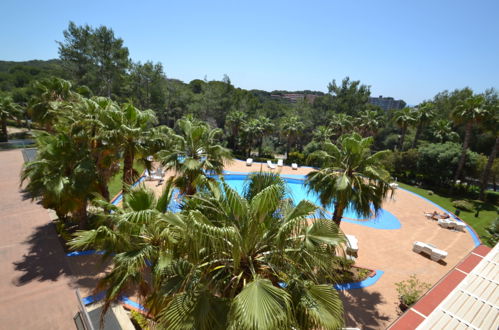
[0,150,77,329]
[143,159,476,329]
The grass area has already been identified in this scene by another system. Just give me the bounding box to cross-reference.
[108,161,146,198]
[398,182,498,246]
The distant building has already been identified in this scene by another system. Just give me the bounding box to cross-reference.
[369,95,406,110]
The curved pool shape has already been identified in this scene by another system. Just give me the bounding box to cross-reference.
[224,174,401,230]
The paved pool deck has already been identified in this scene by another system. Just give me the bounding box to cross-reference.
[142,159,478,329]
[0,150,78,329]
[1,151,478,330]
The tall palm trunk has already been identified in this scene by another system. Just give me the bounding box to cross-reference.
[454,121,473,182]
[74,199,88,229]
[332,200,345,226]
[479,135,498,200]
[412,122,423,148]
[0,114,7,142]
[397,125,407,151]
[258,136,264,156]
[286,135,292,157]
[98,180,110,202]
[123,146,136,191]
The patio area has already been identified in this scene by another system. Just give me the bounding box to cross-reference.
[140,159,477,328]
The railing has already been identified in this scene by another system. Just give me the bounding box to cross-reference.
[74,289,95,330]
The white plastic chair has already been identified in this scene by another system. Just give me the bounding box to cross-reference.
[267,160,276,169]
[291,163,298,170]
[246,158,253,166]
[277,159,283,167]
[345,234,359,256]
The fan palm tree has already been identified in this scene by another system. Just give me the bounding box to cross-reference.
[479,101,499,200]
[69,182,177,310]
[452,95,489,182]
[109,103,157,190]
[358,110,383,137]
[313,125,334,143]
[412,103,435,148]
[257,116,274,156]
[63,97,123,201]
[70,174,346,329]
[393,107,416,151]
[329,113,353,140]
[0,95,22,142]
[281,115,304,156]
[431,119,459,143]
[306,133,392,226]
[242,118,263,157]
[21,132,97,228]
[28,77,78,131]
[158,117,232,195]
[225,111,246,151]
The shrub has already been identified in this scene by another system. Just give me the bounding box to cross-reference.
[395,275,431,310]
[286,151,305,165]
[485,218,499,246]
[452,200,474,212]
[417,142,481,187]
[485,191,499,205]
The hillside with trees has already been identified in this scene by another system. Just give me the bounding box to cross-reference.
[1,21,497,238]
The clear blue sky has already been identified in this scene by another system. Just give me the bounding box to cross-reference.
[1,0,498,104]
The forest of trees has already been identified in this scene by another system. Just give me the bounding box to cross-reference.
[0,21,498,201]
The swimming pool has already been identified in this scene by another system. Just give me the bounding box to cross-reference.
[224,174,401,230]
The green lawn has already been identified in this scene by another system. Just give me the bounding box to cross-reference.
[398,182,498,246]
[108,161,145,198]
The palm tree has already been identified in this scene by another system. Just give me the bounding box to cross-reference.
[70,174,346,329]
[257,116,274,156]
[69,183,177,309]
[242,118,263,157]
[313,125,334,142]
[281,115,304,156]
[452,95,489,182]
[28,77,78,131]
[21,132,97,228]
[393,107,416,151]
[479,102,499,200]
[0,96,22,142]
[225,111,246,151]
[432,119,459,143]
[306,133,392,226]
[158,117,232,195]
[329,113,353,140]
[358,110,383,137]
[112,103,157,190]
[66,97,123,201]
[412,103,435,148]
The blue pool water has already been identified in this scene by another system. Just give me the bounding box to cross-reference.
[224,174,401,230]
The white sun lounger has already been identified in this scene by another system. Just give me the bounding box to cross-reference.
[453,221,467,231]
[438,218,454,229]
[413,241,448,262]
[291,163,298,170]
[267,160,276,169]
[438,219,467,232]
[246,158,253,166]
[277,159,283,167]
[389,182,399,189]
[345,234,359,256]
[144,169,163,182]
